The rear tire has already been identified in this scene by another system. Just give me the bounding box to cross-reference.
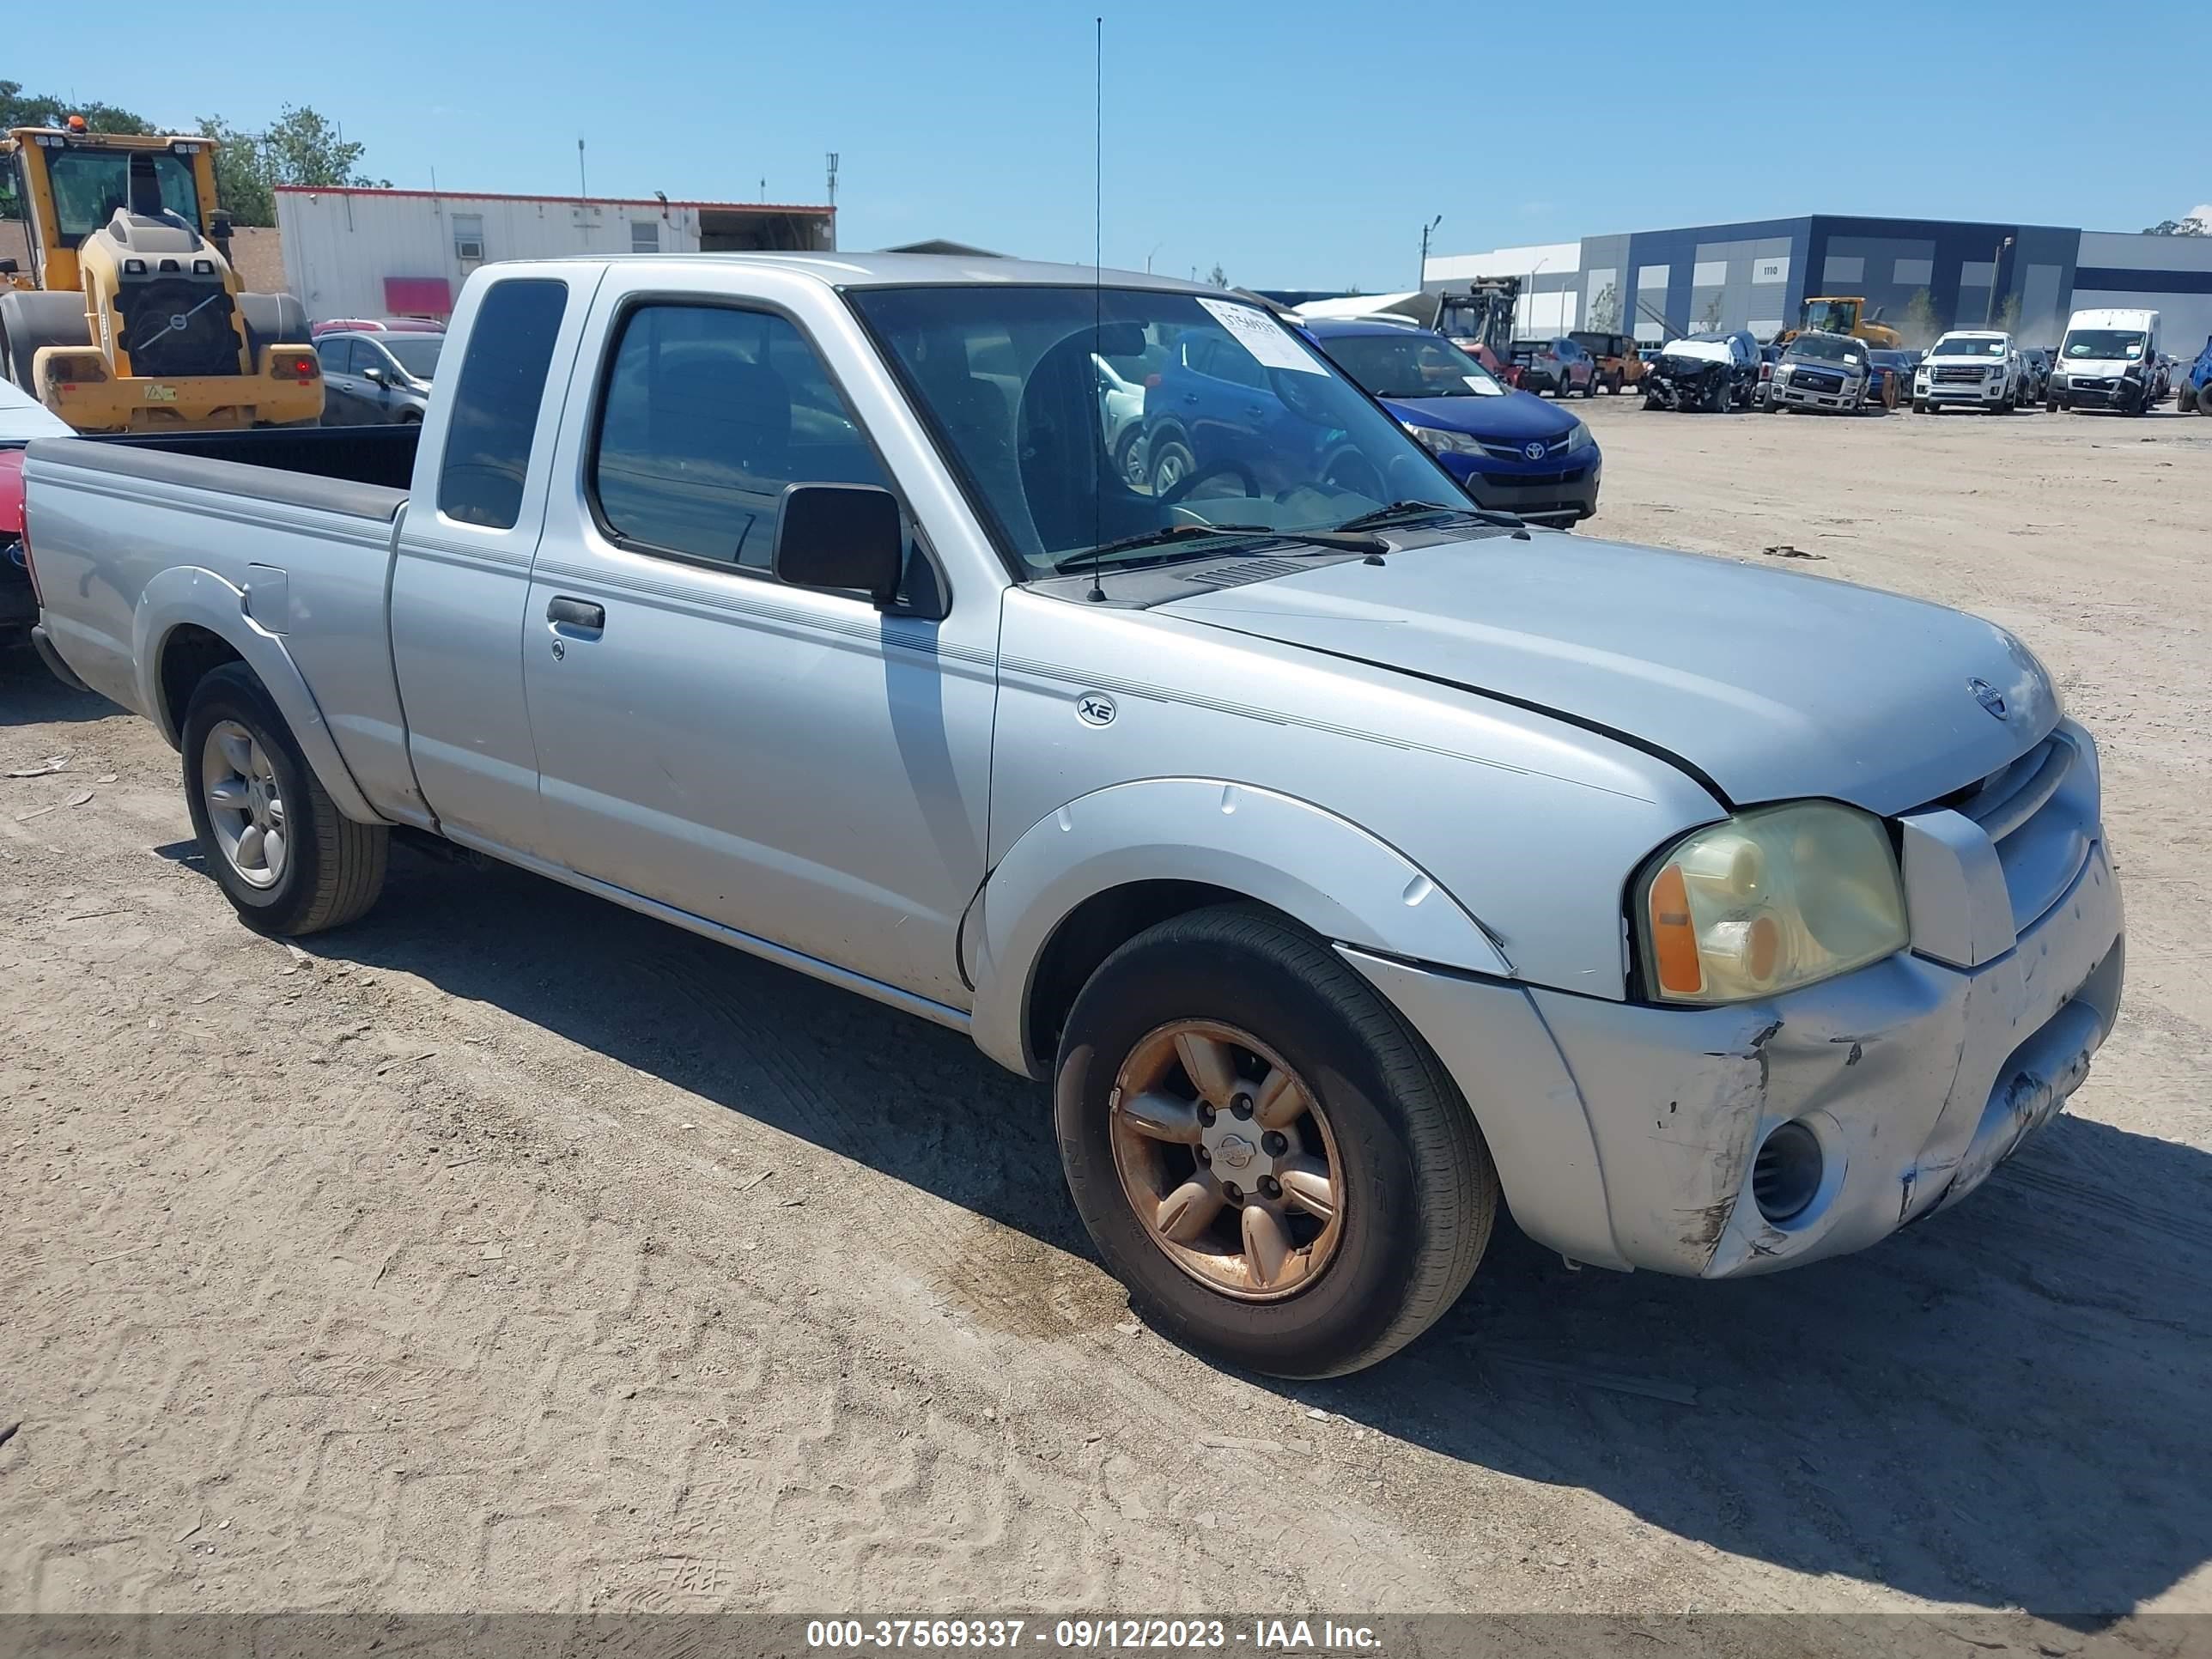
[180,663,388,936]
[1054,905,1497,1379]
[0,289,95,400]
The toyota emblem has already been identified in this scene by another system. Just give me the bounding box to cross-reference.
[1522,440,1548,461]
[1969,678,2008,720]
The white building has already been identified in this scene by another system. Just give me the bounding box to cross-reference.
[276,185,836,323]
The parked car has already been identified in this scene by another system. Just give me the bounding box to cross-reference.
[0,376,72,647]
[314,330,442,425]
[1643,330,1758,410]
[309,317,447,339]
[2016,347,2053,404]
[1750,342,1784,408]
[2179,334,2212,413]
[1568,331,1646,394]
[1508,337,1597,397]
[1093,353,1148,484]
[1307,319,1600,526]
[1769,331,1874,414]
[1863,349,1915,411]
[1913,331,2028,415]
[2050,307,2162,413]
[24,254,2125,1380]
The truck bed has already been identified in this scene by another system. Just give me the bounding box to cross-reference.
[78,422,421,496]
[24,426,419,829]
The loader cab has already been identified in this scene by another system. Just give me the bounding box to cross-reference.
[2,125,219,296]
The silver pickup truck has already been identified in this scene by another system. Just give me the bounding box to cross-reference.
[23,254,2124,1378]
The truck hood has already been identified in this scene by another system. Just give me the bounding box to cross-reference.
[1159,533,2056,815]
[1654,339,1735,367]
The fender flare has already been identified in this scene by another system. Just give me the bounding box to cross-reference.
[968,776,1513,1076]
[134,565,381,825]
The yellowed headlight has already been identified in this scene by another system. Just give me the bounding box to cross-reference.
[1637,802,1908,1005]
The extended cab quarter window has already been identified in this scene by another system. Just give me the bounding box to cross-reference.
[591,303,890,571]
[438,278,568,530]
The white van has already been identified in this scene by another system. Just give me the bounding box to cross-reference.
[2051,307,2161,412]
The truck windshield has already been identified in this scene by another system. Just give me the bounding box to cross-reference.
[1322,332,1505,398]
[848,285,1467,577]
[1786,335,1863,364]
[1801,300,1859,333]
[46,148,201,242]
[2063,329,2145,361]
[1930,335,2006,357]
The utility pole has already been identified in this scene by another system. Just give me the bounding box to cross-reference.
[577,137,587,198]
[825,152,839,210]
[1419,214,1443,290]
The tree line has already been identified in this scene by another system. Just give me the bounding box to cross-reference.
[2,81,387,227]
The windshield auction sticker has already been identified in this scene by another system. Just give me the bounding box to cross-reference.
[1197,298,1328,373]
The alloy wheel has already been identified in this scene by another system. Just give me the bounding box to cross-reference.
[1108,1018,1344,1300]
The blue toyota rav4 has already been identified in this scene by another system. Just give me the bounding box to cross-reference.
[1305,319,1601,526]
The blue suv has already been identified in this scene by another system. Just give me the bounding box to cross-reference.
[1303,319,1601,526]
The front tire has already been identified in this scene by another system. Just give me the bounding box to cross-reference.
[181,663,389,936]
[1146,434,1195,498]
[1054,905,1497,1378]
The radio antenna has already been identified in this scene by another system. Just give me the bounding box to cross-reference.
[1087,13,1108,603]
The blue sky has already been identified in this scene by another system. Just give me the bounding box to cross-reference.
[13,0,2208,290]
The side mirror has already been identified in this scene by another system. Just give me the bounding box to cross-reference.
[362,365,386,386]
[773,483,902,606]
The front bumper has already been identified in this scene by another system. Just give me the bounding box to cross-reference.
[1919,375,2010,405]
[1346,720,2124,1279]
[1442,453,1601,525]
[1772,374,1863,411]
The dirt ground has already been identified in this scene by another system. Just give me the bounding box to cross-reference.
[3,398,2208,1619]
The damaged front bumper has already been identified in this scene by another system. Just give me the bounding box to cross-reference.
[1344,719,2124,1279]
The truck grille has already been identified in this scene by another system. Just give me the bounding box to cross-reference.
[1934,366,1988,385]
[1792,369,1844,393]
[1948,730,2093,933]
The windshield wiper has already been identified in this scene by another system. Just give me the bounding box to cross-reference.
[1333,499,1527,534]
[1050,522,1382,574]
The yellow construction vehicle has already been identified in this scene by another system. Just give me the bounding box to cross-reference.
[0,118,320,431]
[1778,295,1903,350]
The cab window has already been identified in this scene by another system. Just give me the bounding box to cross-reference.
[589,302,890,571]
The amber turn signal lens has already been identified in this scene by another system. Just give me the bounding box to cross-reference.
[1648,864,1705,996]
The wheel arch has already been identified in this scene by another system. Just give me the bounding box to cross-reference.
[968,778,1514,1078]
[137,568,381,825]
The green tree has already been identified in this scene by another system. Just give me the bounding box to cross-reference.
[0,80,153,138]
[2,82,154,216]
[1696,291,1724,331]
[1898,288,1941,348]
[1205,262,1229,288]
[2142,217,2208,236]
[197,106,391,227]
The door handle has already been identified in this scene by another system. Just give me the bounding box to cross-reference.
[1182,392,1200,404]
[546,596,605,630]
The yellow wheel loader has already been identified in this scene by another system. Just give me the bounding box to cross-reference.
[0,118,321,431]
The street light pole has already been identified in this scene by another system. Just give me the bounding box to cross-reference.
[1984,234,2014,328]
[1419,214,1443,290]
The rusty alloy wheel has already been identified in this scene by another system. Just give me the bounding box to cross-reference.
[1107,1018,1343,1300]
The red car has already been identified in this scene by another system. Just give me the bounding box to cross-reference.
[1507,336,1598,397]
[1,379,72,647]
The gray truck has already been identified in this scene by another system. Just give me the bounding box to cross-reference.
[23,255,2124,1378]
